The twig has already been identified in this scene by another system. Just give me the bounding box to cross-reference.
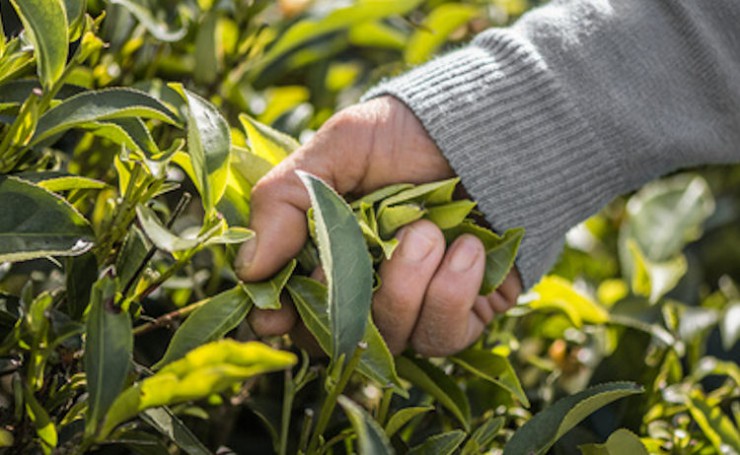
[132,294,209,336]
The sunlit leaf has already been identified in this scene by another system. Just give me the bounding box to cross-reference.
[10,0,68,89]
[396,356,471,430]
[528,276,609,327]
[239,114,299,166]
[578,428,648,455]
[0,176,93,263]
[338,395,394,455]
[405,4,479,64]
[686,389,740,453]
[721,302,740,350]
[503,382,643,455]
[451,348,529,407]
[298,171,373,363]
[627,239,687,304]
[154,286,252,369]
[84,275,133,438]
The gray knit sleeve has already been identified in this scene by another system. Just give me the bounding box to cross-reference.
[364,0,740,290]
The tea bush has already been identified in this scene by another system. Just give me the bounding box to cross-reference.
[0,1,738,454]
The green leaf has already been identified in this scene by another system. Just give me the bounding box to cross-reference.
[425,200,477,230]
[298,171,374,362]
[0,428,13,447]
[405,4,479,64]
[408,430,466,455]
[503,382,644,455]
[579,428,648,455]
[462,416,505,455]
[338,395,394,455]
[84,275,133,438]
[396,356,471,430]
[348,21,407,50]
[10,0,68,89]
[173,85,231,215]
[257,0,425,72]
[102,340,296,438]
[194,12,219,85]
[35,175,108,193]
[384,406,433,438]
[685,389,740,454]
[32,88,179,146]
[65,252,97,320]
[286,276,406,396]
[154,286,252,369]
[24,385,58,450]
[350,183,414,210]
[231,144,275,186]
[238,114,299,166]
[380,178,459,209]
[110,0,188,42]
[528,276,610,327]
[142,407,212,455]
[243,260,296,310]
[80,118,161,156]
[721,302,740,350]
[115,226,150,293]
[0,175,94,263]
[451,348,529,407]
[136,204,200,252]
[626,239,687,304]
[377,204,426,239]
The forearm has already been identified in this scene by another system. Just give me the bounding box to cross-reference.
[365,0,740,289]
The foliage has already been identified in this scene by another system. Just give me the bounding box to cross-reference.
[0,0,738,454]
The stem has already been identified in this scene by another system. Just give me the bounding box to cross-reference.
[298,408,314,455]
[132,293,209,336]
[306,343,366,454]
[279,369,295,455]
[376,387,393,427]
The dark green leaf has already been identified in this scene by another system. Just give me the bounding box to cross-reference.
[0,175,93,263]
[451,348,529,407]
[503,382,644,455]
[243,260,296,310]
[154,286,252,369]
[462,416,505,454]
[65,252,97,320]
[84,275,133,438]
[396,356,471,430]
[142,407,212,455]
[298,171,373,362]
[408,430,466,455]
[10,0,67,89]
[338,395,394,455]
[384,406,433,438]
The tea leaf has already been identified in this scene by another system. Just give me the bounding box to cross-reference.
[173,85,231,215]
[579,428,648,455]
[528,276,609,327]
[626,239,687,304]
[338,395,394,455]
[503,382,643,455]
[385,406,434,438]
[0,176,93,263]
[408,430,466,455]
[243,260,296,310]
[377,204,425,239]
[136,204,200,252]
[24,385,58,450]
[155,286,252,369]
[685,389,740,454]
[65,252,98,320]
[721,302,740,351]
[451,348,529,407]
[380,178,459,209]
[462,416,505,454]
[142,407,212,455]
[10,0,67,89]
[32,88,179,146]
[84,276,133,438]
[286,276,406,396]
[111,0,188,42]
[405,4,479,64]
[396,356,471,430]
[298,171,373,363]
[425,200,477,230]
[239,114,299,166]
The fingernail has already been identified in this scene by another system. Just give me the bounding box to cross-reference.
[398,225,437,262]
[235,237,257,276]
[449,236,481,272]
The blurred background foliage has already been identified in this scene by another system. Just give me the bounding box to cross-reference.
[0,0,738,453]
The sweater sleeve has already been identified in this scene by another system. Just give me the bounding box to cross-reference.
[364,0,740,290]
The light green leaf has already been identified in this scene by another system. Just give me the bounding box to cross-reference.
[396,356,471,430]
[10,0,68,89]
[503,382,644,455]
[111,0,188,42]
[338,395,394,455]
[257,0,424,72]
[721,302,740,351]
[579,428,649,455]
[0,176,94,263]
[298,171,373,362]
[462,417,505,455]
[238,114,299,166]
[35,176,108,192]
[136,204,200,252]
[451,348,529,407]
[408,430,466,455]
[405,4,479,64]
[627,239,687,304]
[154,286,252,369]
[172,85,231,215]
[384,406,433,438]
[81,118,161,156]
[0,428,13,447]
[24,385,58,450]
[528,276,610,327]
[231,145,275,187]
[425,200,477,230]
[377,204,426,239]
[348,21,407,50]
[102,340,296,438]
[32,88,179,146]
[243,260,296,310]
[686,389,740,454]
[204,226,254,246]
[350,183,414,210]
[142,407,212,455]
[286,276,406,396]
[84,275,133,438]
[380,178,459,209]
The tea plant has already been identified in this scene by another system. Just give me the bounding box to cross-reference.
[0,1,738,454]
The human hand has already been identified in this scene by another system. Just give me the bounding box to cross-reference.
[235,96,521,357]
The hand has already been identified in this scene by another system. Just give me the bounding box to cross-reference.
[235,96,521,357]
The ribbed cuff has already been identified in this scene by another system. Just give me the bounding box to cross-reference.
[364,31,626,290]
